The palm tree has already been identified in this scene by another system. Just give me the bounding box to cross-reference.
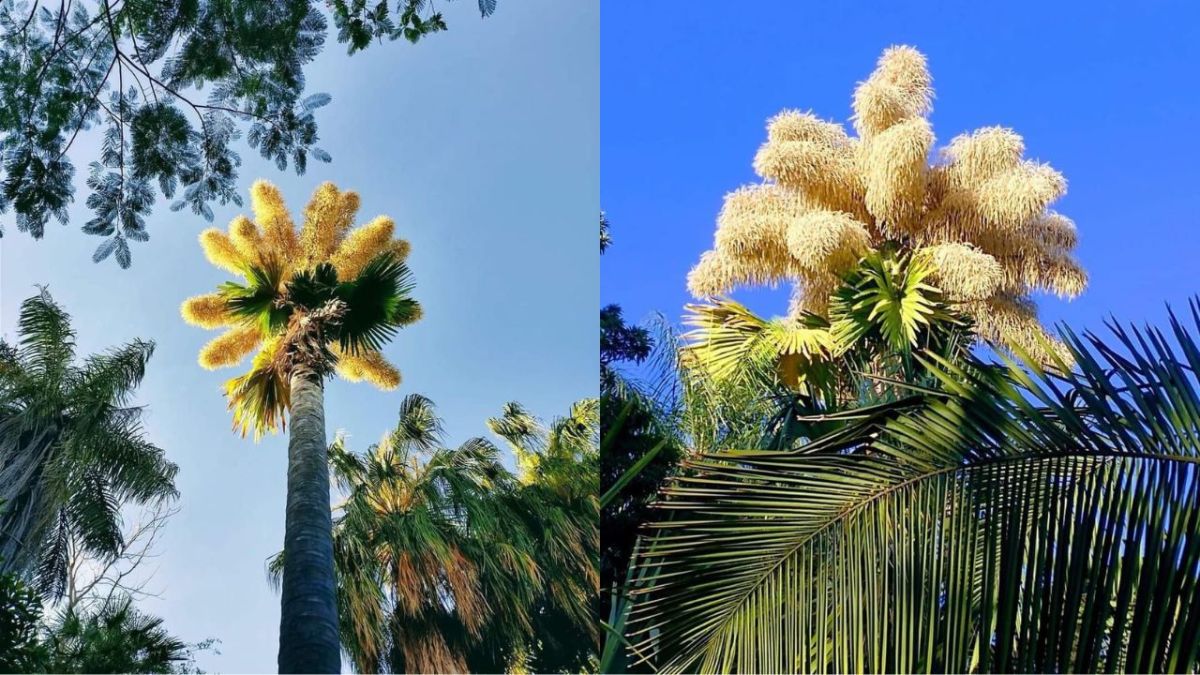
[627,301,1200,673]
[271,394,599,673]
[687,46,1085,364]
[489,398,601,673]
[324,394,523,673]
[0,291,177,599]
[181,181,421,673]
[39,598,201,673]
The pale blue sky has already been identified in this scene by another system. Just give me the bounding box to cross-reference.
[0,0,597,670]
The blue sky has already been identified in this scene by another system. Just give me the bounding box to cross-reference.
[0,0,597,670]
[602,2,1200,351]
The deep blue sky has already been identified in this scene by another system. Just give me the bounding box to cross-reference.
[0,0,596,670]
[602,2,1200,347]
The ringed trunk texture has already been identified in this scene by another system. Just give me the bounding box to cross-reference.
[277,372,340,673]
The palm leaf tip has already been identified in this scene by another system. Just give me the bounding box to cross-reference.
[393,299,422,326]
[180,293,232,329]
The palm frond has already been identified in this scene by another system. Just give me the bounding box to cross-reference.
[629,299,1200,673]
[339,254,417,354]
[223,338,290,439]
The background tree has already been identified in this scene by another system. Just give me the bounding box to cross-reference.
[0,290,178,599]
[39,598,212,673]
[687,46,1086,364]
[487,397,600,673]
[0,0,498,267]
[181,180,420,673]
[598,213,684,672]
[270,394,598,673]
[63,501,178,614]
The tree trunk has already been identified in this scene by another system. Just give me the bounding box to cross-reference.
[277,372,340,673]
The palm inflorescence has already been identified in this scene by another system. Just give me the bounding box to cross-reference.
[688,46,1086,364]
[181,180,421,438]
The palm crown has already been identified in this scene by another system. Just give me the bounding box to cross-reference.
[688,46,1086,364]
[181,180,421,437]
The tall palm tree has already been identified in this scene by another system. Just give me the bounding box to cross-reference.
[181,181,421,673]
[628,301,1200,673]
[0,291,177,598]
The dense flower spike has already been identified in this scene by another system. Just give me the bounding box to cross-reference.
[182,180,421,437]
[330,216,398,281]
[333,347,402,390]
[689,45,1086,361]
[199,325,261,370]
[252,180,300,262]
[181,293,232,329]
[300,183,361,267]
[199,228,247,275]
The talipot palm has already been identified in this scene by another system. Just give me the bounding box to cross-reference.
[688,46,1086,365]
[181,181,421,673]
[628,301,1200,673]
[0,291,177,598]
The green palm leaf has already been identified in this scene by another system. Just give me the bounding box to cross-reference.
[628,299,1200,673]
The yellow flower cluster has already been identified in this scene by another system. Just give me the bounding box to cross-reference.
[688,46,1086,362]
[182,180,415,388]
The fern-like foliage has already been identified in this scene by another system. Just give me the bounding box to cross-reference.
[629,299,1200,673]
[0,291,177,598]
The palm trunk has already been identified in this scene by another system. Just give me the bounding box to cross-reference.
[278,372,340,673]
